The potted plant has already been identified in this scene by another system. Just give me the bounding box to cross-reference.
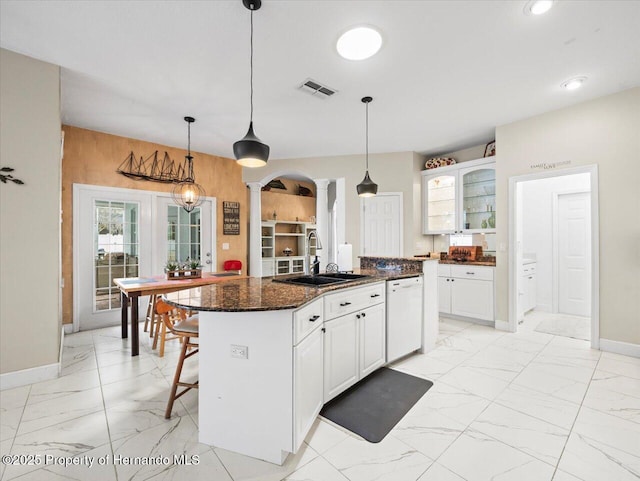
[165,259,202,280]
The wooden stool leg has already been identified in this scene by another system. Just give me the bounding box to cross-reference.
[159,322,167,358]
[143,297,152,333]
[165,336,190,419]
[152,316,161,351]
[149,295,158,338]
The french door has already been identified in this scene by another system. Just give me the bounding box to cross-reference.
[74,185,215,331]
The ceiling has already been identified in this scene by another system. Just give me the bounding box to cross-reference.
[1,1,639,161]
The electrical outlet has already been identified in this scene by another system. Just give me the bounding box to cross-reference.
[230,344,248,359]
[222,243,230,250]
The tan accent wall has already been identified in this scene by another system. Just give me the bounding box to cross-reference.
[61,126,247,325]
[261,178,316,222]
[0,49,61,374]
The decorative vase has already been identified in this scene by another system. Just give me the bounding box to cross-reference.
[488,212,496,228]
[481,219,488,229]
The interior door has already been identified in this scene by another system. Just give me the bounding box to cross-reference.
[557,192,591,316]
[362,193,401,256]
[155,197,215,273]
[75,186,152,330]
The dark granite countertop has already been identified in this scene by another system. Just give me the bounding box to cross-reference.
[438,259,497,267]
[164,269,421,312]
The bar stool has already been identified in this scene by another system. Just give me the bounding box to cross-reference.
[155,299,199,419]
[143,294,158,337]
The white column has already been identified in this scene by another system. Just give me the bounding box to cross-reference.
[247,182,263,277]
[313,179,330,271]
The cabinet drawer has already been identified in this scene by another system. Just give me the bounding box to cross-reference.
[437,264,451,277]
[293,298,323,345]
[450,265,494,281]
[324,282,385,320]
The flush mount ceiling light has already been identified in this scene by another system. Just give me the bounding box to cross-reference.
[336,26,382,61]
[523,0,555,16]
[172,117,206,213]
[234,0,270,168]
[356,96,378,198]
[561,76,587,91]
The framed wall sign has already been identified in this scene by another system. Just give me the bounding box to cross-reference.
[223,201,240,235]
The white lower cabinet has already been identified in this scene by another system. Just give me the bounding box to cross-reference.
[438,264,494,322]
[293,325,323,451]
[323,314,359,401]
[359,303,386,378]
[323,300,386,402]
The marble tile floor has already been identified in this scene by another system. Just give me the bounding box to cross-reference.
[522,310,591,342]
[1,318,639,481]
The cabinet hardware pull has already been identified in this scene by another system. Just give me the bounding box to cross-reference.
[356,314,361,319]
[340,301,352,307]
[446,278,450,282]
[321,328,325,333]
[370,293,380,298]
[393,283,400,286]
[361,312,366,317]
[309,315,320,322]
[451,279,455,282]
[528,276,533,280]
[466,272,475,275]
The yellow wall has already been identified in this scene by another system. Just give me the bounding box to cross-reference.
[61,126,247,325]
[261,178,316,222]
[496,87,640,345]
[0,49,61,374]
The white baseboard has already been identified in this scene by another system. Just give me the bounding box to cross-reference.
[63,323,74,334]
[0,362,59,391]
[599,338,640,358]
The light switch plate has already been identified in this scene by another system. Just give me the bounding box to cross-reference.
[222,243,230,250]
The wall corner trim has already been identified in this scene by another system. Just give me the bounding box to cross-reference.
[0,363,60,391]
[599,339,640,359]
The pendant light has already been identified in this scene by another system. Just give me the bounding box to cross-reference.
[172,116,206,213]
[233,0,270,168]
[357,96,378,197]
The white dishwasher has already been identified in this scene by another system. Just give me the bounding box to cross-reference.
[386,276,424,363]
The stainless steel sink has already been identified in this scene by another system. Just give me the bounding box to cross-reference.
[316,273,371,280]
[273,275,348,286]
[273,272,371,287]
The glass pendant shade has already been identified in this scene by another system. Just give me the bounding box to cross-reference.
[233,122,269,167]
[357,171,378,197]
[172,171,206,213]
[172,116,205,213]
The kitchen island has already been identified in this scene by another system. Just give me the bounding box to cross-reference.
[164,266,436,465]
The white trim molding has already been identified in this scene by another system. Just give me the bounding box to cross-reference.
[599,339,640,358]
[0,363,59,391]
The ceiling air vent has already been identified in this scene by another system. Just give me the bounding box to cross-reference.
[299,78,337,99]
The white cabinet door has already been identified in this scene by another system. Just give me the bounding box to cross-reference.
[423,173,457,234]
[438,277,452,314]
[451,278,494,321]
[359,303,386,378]
[293,327,324,451]
[323,314,359,402]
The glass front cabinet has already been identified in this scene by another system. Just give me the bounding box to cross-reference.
[422,158,496,235]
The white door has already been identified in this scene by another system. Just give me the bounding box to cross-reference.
[75,186,153,330]
[362,193,402,257]
[557,192,591,316]
[155,197,215,273]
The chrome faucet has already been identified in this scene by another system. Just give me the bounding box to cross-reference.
[307,231,322,276]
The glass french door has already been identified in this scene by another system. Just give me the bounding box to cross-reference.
[75,186,215,331]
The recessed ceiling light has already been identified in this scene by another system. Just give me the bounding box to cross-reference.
[523,0,555,16]
[561,76,587,91]
[336,26,382,61]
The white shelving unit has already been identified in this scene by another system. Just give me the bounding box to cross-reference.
[261,221,316,276]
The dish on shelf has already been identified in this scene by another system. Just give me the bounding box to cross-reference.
[425,157,456,169]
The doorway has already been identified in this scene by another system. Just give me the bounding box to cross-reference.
[509,166,599,348]
[73,184,215,331]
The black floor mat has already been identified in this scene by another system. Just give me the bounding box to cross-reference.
[320,367,433,443]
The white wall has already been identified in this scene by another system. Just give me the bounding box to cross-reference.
[243,152,417,265]
[0,49,61,375]
[496,87,640,345]
[521,173,590,312]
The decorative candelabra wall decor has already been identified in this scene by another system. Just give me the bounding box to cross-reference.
[116,150,191,184]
